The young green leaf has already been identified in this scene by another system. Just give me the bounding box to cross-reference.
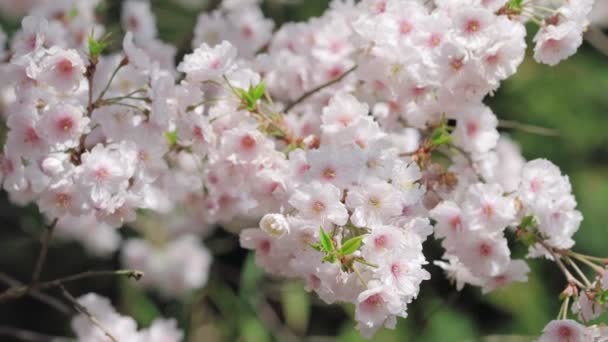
[520,215,537,229]
[309,243,322,252]
[251,81,266,101]
[507,0,524,11]
[430,124,452,147]
[597,290,608,305]
[166,130,178,146]
[88,32,109,58]
[319,227,334,252]
[340,235,365,256]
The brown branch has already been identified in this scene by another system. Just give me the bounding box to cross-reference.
[31,218,58,285]
[284,65,357,113]
[59,285,118,342]
[0,269,143,302]
[0,272,70,314]
[0,326,66,342]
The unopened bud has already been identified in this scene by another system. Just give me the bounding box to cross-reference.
[259,213,290,237]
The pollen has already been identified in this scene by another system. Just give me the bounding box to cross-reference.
[57,116,74,132]
[312,200,326,213]
[369,197,381,208]
[240,134,256,151]
[465,19,481,33]
[322,167,336,180]
[55,193,71,208]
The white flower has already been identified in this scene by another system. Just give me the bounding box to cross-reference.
[537,319,592,342]
[534,22,583,67]
[481,259,529,294]
[456,232,510,277]
[178,41,237,82]
[288,182,348,227]
[122,0,157,43]
[38,47,86,93]
[39,103,89,150]
[462,183,516,233]
[346,179,403,228]
[355,281,402,339]
[429,201,465,240]
[304,145,366,190]
[452,104,499,154]
[77,142,138,215]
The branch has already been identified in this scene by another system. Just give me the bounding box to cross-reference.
[0,272,70,314]
[59,285,118,342]
[498,119,559,137]
[0,269,143,302]
[31,218,58,284]
[585,25,608,57]
[0,326,66,342]
[539,241,585,289]
[284,65,357,113]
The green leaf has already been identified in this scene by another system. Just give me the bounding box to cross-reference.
[519,215,538,230]
[507,0,524,11]
[340,235,365,255]
[166,130,178,146]
[68,7,79,19]
[597,290,608,305]
[88,32,109,58]
[430,124,452,147]
[309,243,322,251]
[319,227,334,252]
[251,81,266,101]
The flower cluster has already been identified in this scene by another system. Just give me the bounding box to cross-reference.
[241,92,431,337]
[122,234,212,298]
[72,293,183,342]
[0,0,603,340]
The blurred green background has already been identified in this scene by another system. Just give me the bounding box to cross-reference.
[0,1,607,341]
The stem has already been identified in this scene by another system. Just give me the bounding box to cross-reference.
[562,296,570,320]
[0,326,66,342]
[565,257,592,288]
[585,25,608,57]
[569,253,606,274]
[0,269,143,302]
[352,265,368,289]
[284,65,357,113]
[540,242,585,288]
[103,102,147,112]
[96,57,128,103]
[568,251,608,264]
[31,219,58,284]
[60,285,118,342]
[0,272,70,314]
[498,119,559,137]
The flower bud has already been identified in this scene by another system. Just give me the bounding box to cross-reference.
[259,213,289,237]
[41,156,65,176]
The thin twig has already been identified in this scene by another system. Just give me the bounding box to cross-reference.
[540,242,585,288]
[59,285,118,342]
[0,269,143,302]
[585,25,608,57]
[0,272,70,314]
[0,326,66,342]
[96,57,128,103]
[256,298,300,342]
[565,256,592,288]
[498,119,559,137]
[284,65,357,112]
[31,219,58,284]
